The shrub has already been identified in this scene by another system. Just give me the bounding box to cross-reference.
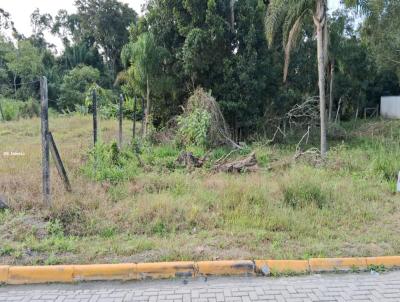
[1,99,20,121]
[20,99,40,118]
[177,108,211,147]
[82,142,139,182]
[0,98,40,121]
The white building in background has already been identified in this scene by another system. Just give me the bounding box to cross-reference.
[381,96,400,119]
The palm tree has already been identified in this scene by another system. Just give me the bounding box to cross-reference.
[121,32,167,136]
[265,0,329,157]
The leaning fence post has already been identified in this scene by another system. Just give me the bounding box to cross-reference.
[92,89,97,146]
[40,76,51,207]
[132,96,137,140]
[48,132,71,192]
[119,94,123,149]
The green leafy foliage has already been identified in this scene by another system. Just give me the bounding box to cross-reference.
[59,65,100,110]
[83,142,139,182]
[4,40,43,100]
[0,98,40,121]
[177,109,211,147]
[47,219,64,238]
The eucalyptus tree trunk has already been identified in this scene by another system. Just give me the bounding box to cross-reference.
[144,75,150,136]
[230,0,235,31]
[328,59,335,122]
[13,74,17,96]
[314,0,328,157]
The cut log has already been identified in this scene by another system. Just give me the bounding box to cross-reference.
[214,152,258,173]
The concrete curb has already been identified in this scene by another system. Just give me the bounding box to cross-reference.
[0,257,399,284]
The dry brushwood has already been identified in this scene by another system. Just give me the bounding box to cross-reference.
[184,88,241,149]
[213,152,258,173]
[292,127,324,166]
[285,96,319,128]
[263,96,320,144]
[176,151,206,168]
[294,148,324,166]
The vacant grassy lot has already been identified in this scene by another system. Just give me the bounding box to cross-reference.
[0,114,400,265]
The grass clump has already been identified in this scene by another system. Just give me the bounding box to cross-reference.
[82,142,139,182]
[282,181,330,209]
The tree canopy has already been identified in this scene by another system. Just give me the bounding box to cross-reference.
[0,0,398,143]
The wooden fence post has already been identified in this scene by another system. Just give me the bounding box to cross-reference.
[40,76,51,207]
[132,96,137,140]
[119,94,123,149]
[92,89,97,146]
[48,132,72,192]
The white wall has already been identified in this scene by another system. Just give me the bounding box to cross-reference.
[381,96,400,119]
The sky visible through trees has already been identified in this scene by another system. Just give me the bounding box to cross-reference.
[3,0,341,51]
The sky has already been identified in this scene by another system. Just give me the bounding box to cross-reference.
[1,0,342,51]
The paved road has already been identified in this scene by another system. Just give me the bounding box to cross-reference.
[1,271,400,302]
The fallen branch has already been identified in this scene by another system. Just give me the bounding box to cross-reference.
[294,126,311,156]
[214,149,239,165]
[213,152,258,173]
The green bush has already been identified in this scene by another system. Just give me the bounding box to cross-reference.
[20,99,40,118]
[1,99,19,121]
[177,108,211,147]
[0,98,40,121]
[82,142,139,182]
[59,65,100,110]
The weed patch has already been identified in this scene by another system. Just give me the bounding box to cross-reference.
[282,181,330,209]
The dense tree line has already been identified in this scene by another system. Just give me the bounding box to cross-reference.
[0,0,399,141]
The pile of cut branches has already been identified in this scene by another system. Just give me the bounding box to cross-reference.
[182,88,241,149]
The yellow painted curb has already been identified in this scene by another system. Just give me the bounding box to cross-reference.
[136,261,195,279]
[197,260,255,276]
[255,260,309,274]
[8,266,74,284]
[366,256,400,268]
[0,266,9,283]
[309,257,367,272]
[74,263,137,281]
[2,256,400,284]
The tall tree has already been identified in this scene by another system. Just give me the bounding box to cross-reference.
[265,0,329,157]
[360,1,400,82]
[121,32,168,136]
[5,40,43,99]
[75,0,137,79]
[0,8,15,32]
